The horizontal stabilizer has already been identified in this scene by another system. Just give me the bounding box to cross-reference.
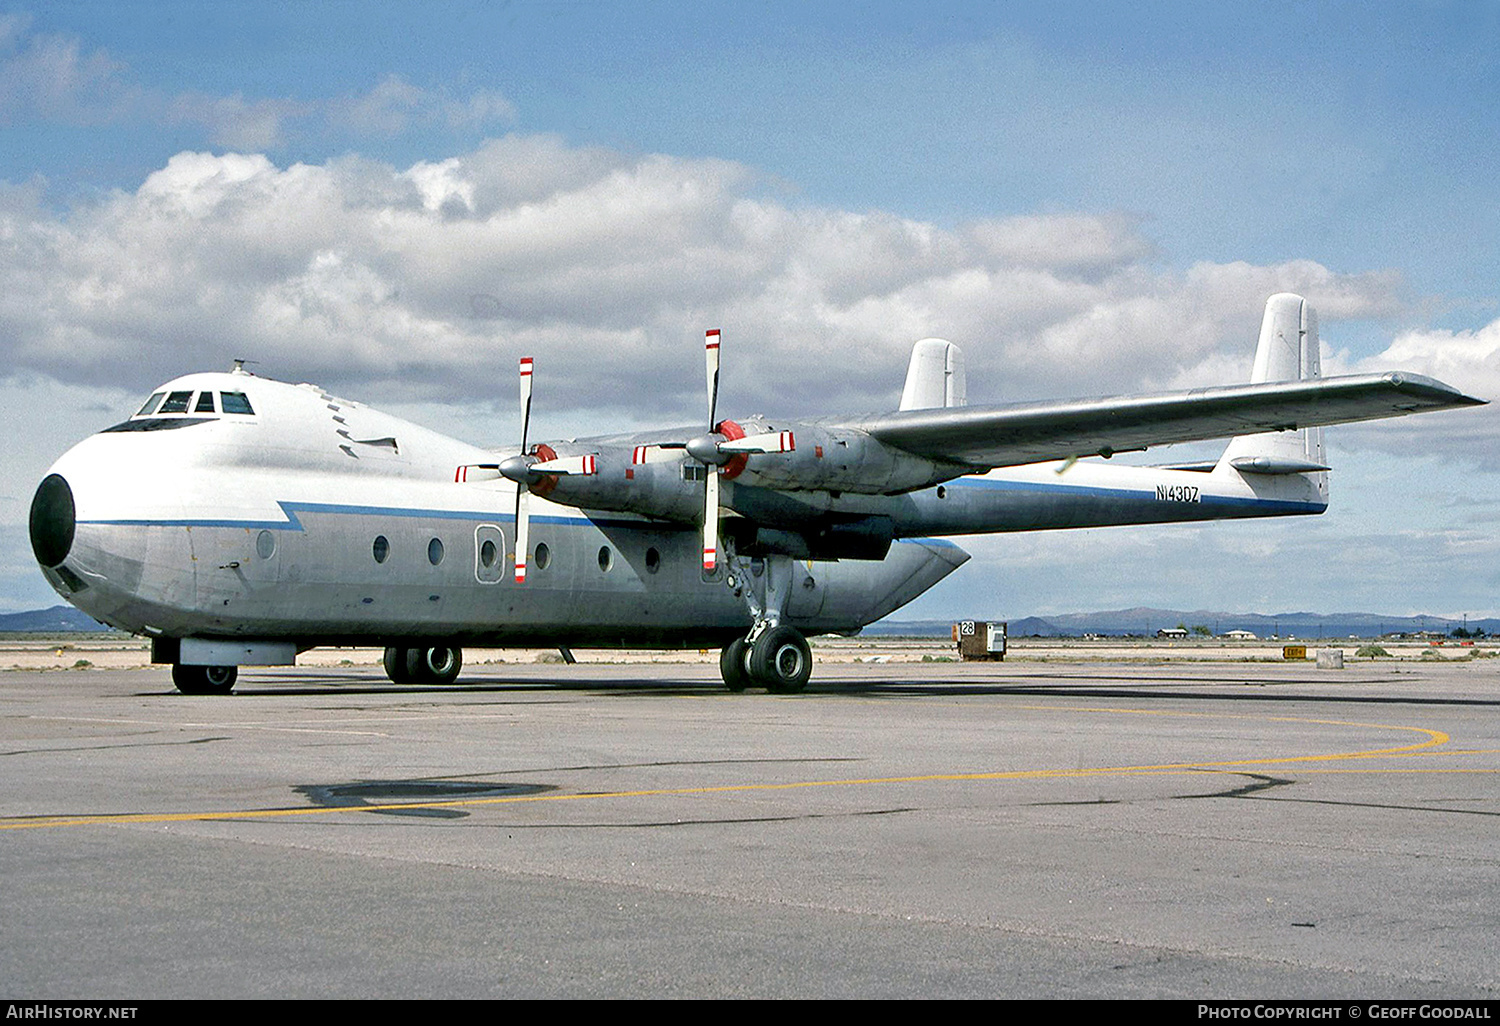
[1229,456,1332,475]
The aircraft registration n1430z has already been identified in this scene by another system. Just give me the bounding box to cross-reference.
[29,294,1484,694]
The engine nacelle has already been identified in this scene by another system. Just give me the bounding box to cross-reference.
[518,416,969,523]
[525,445,703,522]
[723,417,963,496]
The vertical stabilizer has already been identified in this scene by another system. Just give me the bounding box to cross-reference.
[900,339,967,410]
[1218,294,1328,476]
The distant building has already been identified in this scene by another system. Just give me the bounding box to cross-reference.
[1156,628,1189,639]
[1223,629,1257,640]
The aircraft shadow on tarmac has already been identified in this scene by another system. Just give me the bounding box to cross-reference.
[139,669,1500,708]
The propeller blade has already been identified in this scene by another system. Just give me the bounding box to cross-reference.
[703,463,720,572]
[454,464,503,483]
[514,487,530,583]
[514,356,535,584]
[518,356,534,452]
[531,454,597,476]
[718,430,795,455]
[632,443,687,465]
[705,329,720,431]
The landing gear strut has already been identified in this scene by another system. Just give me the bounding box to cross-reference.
[383,645,463,685]
[718,547,812,694]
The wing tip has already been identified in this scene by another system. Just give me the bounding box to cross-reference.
[1380,371,1488,407]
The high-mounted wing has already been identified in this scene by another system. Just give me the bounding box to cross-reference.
[850,371,1484,470]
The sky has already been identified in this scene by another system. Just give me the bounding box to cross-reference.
[1,0,1497,621]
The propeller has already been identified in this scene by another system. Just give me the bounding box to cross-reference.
[513,356,534,583]
[702,330,721,571]
[680,330,796,572]
[496,356,598,583]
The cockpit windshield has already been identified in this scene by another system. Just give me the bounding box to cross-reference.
[157,391,193,414]
[130,389,255,419]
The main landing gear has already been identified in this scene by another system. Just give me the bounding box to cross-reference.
[718,549,813,694]
[172,663,238,695]
[383,645,463,685]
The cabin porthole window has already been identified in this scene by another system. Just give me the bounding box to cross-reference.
[937,486,947,499]
[598,546,612,572]
[534,542,551,570]
[428,538,445,566]
[645,547,660,574]
[480,539,497,569]
[256,530,276,560]
[372,535,389,564]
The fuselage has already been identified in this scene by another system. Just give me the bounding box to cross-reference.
[31,372,971,648]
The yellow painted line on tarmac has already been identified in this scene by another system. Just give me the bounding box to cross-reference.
[0,708,1460,832]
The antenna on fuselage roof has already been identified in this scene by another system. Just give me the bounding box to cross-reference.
[230,359,259,375]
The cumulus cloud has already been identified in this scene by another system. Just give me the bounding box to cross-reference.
[1318,318,1500,460]
[2,134,1485,464]
[1360,320,1500,396]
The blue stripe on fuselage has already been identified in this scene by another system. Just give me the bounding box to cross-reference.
[947,476,1326,514]
[77,500,669,532]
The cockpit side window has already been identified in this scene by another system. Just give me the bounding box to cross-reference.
[136,392,165,417]
[220,392,255,415]
[158,391,194,414]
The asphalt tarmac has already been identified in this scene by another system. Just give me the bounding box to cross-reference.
[1,657,1497,998]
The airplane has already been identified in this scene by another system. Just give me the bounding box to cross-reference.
[27,293,1484,695]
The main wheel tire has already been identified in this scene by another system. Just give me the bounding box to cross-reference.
[748,625,811,694]
[383,646,415,684]
[720,637,752,692]
[172,663,237,695]
[407,645,463,685]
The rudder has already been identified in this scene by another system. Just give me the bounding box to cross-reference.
[900,339,967,410]
[1218,294,1329,475]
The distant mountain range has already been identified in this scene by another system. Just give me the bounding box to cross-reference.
[0,606,112,632]
[3,603,1492,640]
[867,606,1498,639]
